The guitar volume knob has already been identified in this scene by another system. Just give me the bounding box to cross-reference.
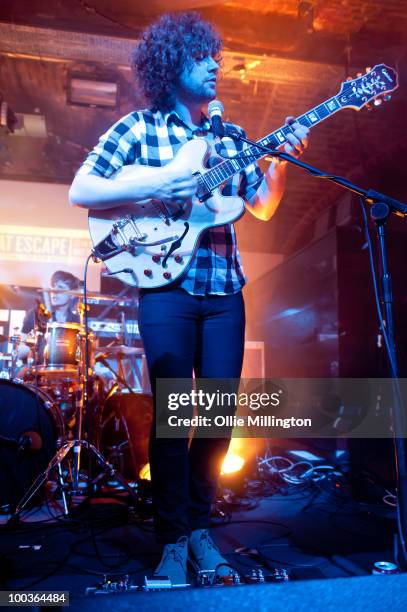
[163,272,171,280]
[174,255,183,263]
[152,255,161,263]
[144,269,152,277]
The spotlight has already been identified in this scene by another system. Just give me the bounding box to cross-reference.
[221,451,245,475]
[139,463,151,481]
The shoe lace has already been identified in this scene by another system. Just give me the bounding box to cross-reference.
[161,538,187,567]
[199,530,219,552]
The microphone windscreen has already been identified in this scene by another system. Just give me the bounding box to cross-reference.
[208,99,224,117]
[21,431,43,451]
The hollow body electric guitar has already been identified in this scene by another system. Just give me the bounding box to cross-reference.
[89,64,398,288]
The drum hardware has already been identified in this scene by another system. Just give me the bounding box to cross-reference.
[38,287,135,306]
[95,344,141,477]
[7,277,142,518]
[95,352,134,395]
[10,438,139,520]
[8,374,139,519]
[100,345,142,357]
[0,378,65,512]
[98,398,139,480]
[98,391,153,481]
[24,320,93,434]
[34,299,51,333]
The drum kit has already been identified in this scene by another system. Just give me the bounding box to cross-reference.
[0,287,153,517]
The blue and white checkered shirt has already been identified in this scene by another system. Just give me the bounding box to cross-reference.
[76,109,263,295]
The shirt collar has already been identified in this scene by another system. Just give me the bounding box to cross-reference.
[163,109,211,134]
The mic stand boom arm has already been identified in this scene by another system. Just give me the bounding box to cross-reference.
[226,129,407,216]
[227,128,407,568]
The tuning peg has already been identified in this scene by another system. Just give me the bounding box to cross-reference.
[373,98,382,106]
[357,72,362,77]
[383,95,392,102]
[365,66,372,73]
[365,103,373,111]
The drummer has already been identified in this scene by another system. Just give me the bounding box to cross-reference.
[18,270,81,363]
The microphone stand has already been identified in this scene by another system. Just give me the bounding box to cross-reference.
[227,128,407,567]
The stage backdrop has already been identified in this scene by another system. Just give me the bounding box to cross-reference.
[0,179,280,291]
[0,179,100,290]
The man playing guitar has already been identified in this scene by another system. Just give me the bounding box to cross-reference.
[70,11,309,584]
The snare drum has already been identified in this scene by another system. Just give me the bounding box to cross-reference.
[0,378,64,510]
[43,322,83,374]
[41,322,95,378]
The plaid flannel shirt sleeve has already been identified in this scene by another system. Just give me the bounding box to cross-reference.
[75,113,140,178]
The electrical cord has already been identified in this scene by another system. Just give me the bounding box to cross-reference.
[257,546,326,569]
[89,521,132,570]
[258,454,339,488]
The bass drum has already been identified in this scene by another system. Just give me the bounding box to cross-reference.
[0,379,64,511]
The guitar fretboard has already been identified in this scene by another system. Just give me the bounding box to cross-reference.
[202,94,344,191]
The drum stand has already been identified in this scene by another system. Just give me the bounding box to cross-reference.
[10,437,139,519]
[9,302,140,521]
[97,352,140,479]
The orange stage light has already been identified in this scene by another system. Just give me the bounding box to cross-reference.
[139,463,151,481]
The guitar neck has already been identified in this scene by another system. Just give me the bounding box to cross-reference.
[203,93,343,190]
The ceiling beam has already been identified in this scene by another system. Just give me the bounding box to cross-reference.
[0,22,356,86]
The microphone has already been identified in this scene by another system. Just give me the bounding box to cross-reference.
[208,100,225,145]
[18,431,42,452]
[0,432,42,452]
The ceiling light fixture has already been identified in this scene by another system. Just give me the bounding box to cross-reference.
[67,76,119,108]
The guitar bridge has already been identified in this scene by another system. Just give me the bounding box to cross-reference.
[93,217,145,261]
[92,233,125,261]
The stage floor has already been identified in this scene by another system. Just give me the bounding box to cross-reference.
[0,474,396,606]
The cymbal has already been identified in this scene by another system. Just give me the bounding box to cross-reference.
[96,345,144,358]
[38,288,133,304]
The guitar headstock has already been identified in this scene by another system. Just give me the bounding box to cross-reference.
[337,64,398,111]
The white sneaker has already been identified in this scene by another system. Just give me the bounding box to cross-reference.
[189,529,233,577]
[154,535,188,585]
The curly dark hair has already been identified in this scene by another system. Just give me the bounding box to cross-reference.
[50,270,81,290]
[131,12,222,112]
